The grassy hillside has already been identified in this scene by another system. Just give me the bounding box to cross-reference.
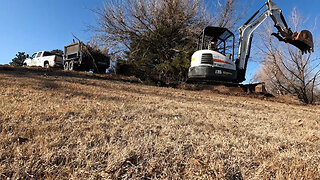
[0,66,319,179]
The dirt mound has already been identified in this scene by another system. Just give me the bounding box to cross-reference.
[178,82,274,99]
[179,83,243,94]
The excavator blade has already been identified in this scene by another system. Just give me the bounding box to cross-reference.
[289,30,314,54]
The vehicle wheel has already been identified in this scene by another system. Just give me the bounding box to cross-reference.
[68,61,74,71]
[44,62,50,68]
[64,61,69,70]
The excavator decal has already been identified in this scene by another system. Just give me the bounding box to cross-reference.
[213,59,232,65]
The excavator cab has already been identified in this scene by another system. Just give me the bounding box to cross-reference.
[188,26,238,81]
[198,26,235,60]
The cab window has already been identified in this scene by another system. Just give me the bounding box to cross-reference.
[36,52,43,58]
[31,53,37,58]
[43,51,54,57]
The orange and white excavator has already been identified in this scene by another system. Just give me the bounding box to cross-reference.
[188,0,313,84]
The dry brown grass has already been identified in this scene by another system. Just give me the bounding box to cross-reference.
[0,66,320,179]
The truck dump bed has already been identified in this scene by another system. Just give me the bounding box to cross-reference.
[64,42,81,60]
[64,41,110,73]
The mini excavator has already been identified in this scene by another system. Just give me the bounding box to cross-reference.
[188,0,313,86]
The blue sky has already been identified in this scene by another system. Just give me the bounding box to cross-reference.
[0,0,319,81]
[0,0,103,64]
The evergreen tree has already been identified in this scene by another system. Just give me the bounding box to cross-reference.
[50,49,64,56]
[10,52,29,66]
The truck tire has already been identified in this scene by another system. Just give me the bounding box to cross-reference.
[64,61,69,71]
[68,61,74,71]
[44,62,50,68]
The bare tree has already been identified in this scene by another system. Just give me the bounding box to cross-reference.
[213,0,244,30]
[255,8,320,104]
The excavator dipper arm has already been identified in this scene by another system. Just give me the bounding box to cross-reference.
[267,0,314,54]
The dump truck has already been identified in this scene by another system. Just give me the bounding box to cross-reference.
[63,41,110,73]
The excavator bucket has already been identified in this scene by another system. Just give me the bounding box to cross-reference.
[289,30,314,54]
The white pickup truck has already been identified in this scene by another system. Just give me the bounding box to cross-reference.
[23,51,63,68]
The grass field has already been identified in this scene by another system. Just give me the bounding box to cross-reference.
[0,66,319,179]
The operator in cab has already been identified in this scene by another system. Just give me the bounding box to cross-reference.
[208,38,219,51]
